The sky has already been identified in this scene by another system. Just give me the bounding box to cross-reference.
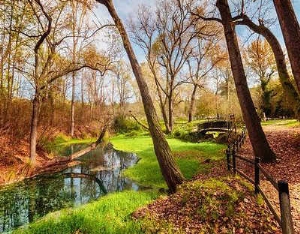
[94,0,300,63]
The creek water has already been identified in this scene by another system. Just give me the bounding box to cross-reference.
[0,144,139,233]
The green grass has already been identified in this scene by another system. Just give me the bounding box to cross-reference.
[58,137,96,146]
[261,119,299,127]
[111,135,226,188]
[14,134,225,233]
[13,191,158,234]
[43,134,96,156]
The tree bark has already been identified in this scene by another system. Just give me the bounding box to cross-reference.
[273,0,300,93]
[217,0,276,162]
[188,85,198,122]
[29,94,40,164]
[70,0,76,137]
[153,72,170,133]
[168,90,173,131]
[71,72,75,137]
[96,0,184,192]
[236,14,300,119]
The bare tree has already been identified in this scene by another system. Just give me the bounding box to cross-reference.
[113,61,134,114]
[186,37,223,122]
[130,0,200,132]
[129,5,170,132]
[26,0,109,163]
[96,0,184,193]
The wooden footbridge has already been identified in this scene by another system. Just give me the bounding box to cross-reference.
[197,120,233,135]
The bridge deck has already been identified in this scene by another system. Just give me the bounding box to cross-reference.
[198,127,230,134]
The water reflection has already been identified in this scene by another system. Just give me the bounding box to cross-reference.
[0,146,139,233]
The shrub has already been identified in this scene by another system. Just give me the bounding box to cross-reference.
[112,115,142,134]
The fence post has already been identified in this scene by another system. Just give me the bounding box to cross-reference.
[278,181,294,234]
[226,146,231,171]
[232,147,236,175]
[238,135,242,148]
[235,140,239,152]
[254,157,260,194]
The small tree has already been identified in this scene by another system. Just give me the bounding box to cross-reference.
[245,39,276,118]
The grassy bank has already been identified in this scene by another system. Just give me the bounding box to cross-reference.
[111,135,225,188]
[13,135,225,233]
[13,191,157,234]
[42,134,96,156]
[261,119,299,127]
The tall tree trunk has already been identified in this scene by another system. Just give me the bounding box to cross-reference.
[29,0,52,164]
[3,1,14,124]
[216,0,276,163]
[188,85,197,122]
[97,0,184,193]
[236,15,300,118]
[70,72,75,137]
[30,94,40,164]
[160,97,170,134]
[273,0,300,93]
[81,74,84,108]
[153,74,170,133]
[168,93,173,132]
[70,0,76,137]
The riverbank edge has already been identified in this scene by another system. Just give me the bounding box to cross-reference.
[0,140,102,187]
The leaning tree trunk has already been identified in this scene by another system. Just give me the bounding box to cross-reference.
[96,0,184,193]
[273,0,300,93]
[236,15,300,119]
[188,85,198,122]
[216,0,276,163]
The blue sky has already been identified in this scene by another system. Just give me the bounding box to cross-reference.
[95,0,300,63]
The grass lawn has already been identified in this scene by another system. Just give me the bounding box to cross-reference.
[13,135,225,234]
[111,135,225,189]
[261,119,299,127]
[13,191,157,234]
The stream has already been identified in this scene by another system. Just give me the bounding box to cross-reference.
[0,144,139,233]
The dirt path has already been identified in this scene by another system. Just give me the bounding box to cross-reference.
[238,125,300,233]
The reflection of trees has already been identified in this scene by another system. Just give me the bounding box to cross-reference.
[63,173,107,194]
[0,148,139,232]
[0,175,67,232]
[96,149,139,192]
